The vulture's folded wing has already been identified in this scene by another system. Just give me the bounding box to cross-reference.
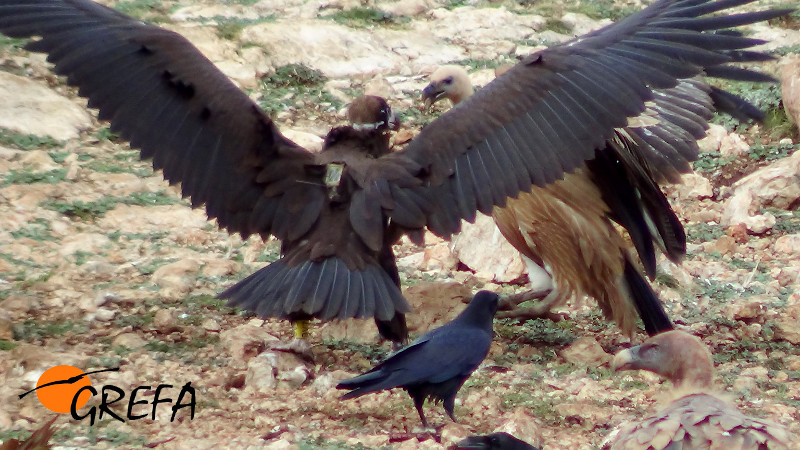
[608,394,792,450]
[391,0,790,238]
[0,0,326,242]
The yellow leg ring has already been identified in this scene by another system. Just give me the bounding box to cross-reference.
[293,320,309,339]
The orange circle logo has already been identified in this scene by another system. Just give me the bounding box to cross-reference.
[35,365,92,413]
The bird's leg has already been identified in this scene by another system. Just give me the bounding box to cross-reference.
[498,287,553,310]
[413,395,429,428]
[443,396,457,423]
[496,289,569,323]
[271,320,313,359]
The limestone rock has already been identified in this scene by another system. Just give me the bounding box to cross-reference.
[246,353,278,393]
[723,296,767,321]
[59,233,112,258]
[497,408,541,448]
[0,310,12,340]
[200,258,241,277]
[451,213,525,283]
[153,308,181,333]
[112,332,147,349]
[404,282,472,334]
[201,318,221,332]
[99,204,211,235]
[561,12,612,36]
[774,303,800,344]
[151,259,201,291]
[242,22,405,78]
[721,151,800,233]
[0,72,92,141]
[374,29,467,73]
[673,172,713,201]
[19,150,60,172]
[780,55,800,126]
[319,318,382,343]
[698,124,749,157]
[378,0,436,16]
[221,320,279,360]
[560,336,611,366]
[245,351,311,392]
[419,7,545,60]
[282,128,324,153]
[775,234,800,254]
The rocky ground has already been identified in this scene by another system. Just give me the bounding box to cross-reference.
[1,0,800,448]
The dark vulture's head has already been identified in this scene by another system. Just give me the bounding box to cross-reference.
[323,95,399,157]
[421,65,474,108]
[612,329,714,390]
[347,95,399,133]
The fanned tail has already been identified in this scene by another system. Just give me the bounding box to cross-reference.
[219,257,411,332]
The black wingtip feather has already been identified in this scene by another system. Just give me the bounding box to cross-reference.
[710,86,766,122]
[624,259,673,336]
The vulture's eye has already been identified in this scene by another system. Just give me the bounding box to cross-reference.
[640,343,660,358]
[443,76,453,85]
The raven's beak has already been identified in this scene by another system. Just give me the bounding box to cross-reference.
[455,436,491,449]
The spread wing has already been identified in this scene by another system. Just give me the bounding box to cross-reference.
[0,0,327,242]
[387,0,787,238]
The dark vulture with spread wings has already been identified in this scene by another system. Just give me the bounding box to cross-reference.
[0,0,789,345]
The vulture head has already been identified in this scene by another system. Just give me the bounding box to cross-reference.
[347,94,399,132]
[323,95,400,158]
[612,329,714,391]
[421,65,474,108]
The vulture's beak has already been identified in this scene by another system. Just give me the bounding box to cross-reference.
[612,347,637,371]
[387,109,400,131]
[421,83,444,109]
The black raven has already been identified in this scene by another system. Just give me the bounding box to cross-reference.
[456,432,540,450]
[336,290,499,427]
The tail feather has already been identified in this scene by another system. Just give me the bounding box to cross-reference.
[219,257,411,323]
[587,148,658,278]
[337,370,392,399]
[623,259,673,336]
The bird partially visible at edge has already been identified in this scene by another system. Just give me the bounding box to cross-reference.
[0,0,790,349]
[456,432,540,450]
[607,330,793,449]
[336,290,499,427]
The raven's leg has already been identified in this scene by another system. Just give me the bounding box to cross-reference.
[412,394,429,428]
[443,395,457,423]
